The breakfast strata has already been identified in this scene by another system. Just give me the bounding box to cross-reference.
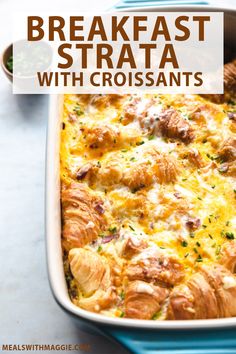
[60,64,236,320]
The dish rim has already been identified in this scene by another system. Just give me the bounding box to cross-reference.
[46,5,236,330]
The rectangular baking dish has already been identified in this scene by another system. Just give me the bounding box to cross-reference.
[46,6,236,354]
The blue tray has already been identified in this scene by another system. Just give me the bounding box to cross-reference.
[105,327,236,354]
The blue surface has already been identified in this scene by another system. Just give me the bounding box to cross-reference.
[106,327,236,354]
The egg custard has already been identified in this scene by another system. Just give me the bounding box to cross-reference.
[60,88,236,320]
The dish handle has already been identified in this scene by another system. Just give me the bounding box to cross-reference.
[105,327,236,354]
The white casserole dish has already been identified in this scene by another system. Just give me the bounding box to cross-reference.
[46,6,236,354]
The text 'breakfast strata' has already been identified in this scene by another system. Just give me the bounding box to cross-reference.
[60,62,236,320]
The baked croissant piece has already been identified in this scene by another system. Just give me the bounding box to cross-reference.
[122,162,153,191]
[218,137,236,162]
[97,157,123,186]
[156,108,194,143]
[217,137,236,176]
[126,249,185,287]
[125,280,169,319]
[122,149,179,191]
[153,154,179,184]
[219,241,236,273]
[69,248,116,312]
[202,59,236,103]
[167,264,236,319]
[62,183,107,250]
[86,124,121,149]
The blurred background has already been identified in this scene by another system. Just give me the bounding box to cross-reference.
[0,0,235,353]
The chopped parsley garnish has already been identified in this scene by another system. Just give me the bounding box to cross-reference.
[196,241,201,247]
[148,135,155,140]
[181,240,188,247]
[129,225,135,231]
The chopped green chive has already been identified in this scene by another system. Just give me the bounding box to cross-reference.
[136,141,145,146]
[196,255,203,262]
[109,226,117,234]
[225,232,235,240]
[73,104,84,116]
[120,291,125,300]
[216,245,221,255]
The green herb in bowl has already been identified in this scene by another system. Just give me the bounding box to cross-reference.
[6,55,13,73]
